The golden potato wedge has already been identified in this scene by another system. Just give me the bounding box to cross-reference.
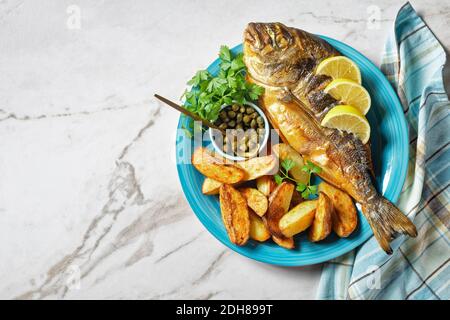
[201,156,277,194]
[272,235,295,249]
[279,200,317,237]
[192,147,245,184]
[240,188,268,217]
[272,144,309,185]
[235,155,278,181]
[263,182,294,237]
[256,175,277,196]
[318,182,357,237]
[309,192,334,242]
[249,211,271,242]
[219,184,250,245]
[202,178,223,195]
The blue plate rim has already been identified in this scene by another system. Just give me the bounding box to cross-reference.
[176,36,409,266]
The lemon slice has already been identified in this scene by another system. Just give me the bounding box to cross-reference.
[321,105,370,144]
[324,79,371,115]
[316,56,362,84]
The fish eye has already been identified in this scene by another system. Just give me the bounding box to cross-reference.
[276,33,289,49]
[266,24,291,49]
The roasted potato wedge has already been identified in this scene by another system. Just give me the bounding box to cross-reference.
[263,182,294,237]
[272,235,295,249]
[249,211,271,242]
[202,178,223,195]
[240,188,268,217]
[318,182,357,237]
[192,147,245,184]
[235,155,278,180]
[272,144,309,185]
[219,184,250,245]
[279,200,317,237]
[309,192,334,242]
[256,175,277,196]
[201,156,277,194]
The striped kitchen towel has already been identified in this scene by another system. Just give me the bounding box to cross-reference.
[317,2,449,300]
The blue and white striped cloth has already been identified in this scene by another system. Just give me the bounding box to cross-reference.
[317,2,449,300]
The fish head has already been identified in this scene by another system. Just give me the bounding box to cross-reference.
[244,22,337,88]
[243,22,310,87]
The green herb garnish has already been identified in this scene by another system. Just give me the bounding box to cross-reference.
[182,46,264,123]
[275,159,322,199]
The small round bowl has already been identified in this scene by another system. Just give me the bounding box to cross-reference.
[209,101,269,161]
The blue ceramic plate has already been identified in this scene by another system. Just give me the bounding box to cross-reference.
[176,36,408,266]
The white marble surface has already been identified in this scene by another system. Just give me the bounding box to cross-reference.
[0,0,448,300]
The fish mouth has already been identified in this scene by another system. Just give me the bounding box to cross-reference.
[244,22,293,51]
[244,23,265,50]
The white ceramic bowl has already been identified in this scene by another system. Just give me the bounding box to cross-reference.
[209,101,270,161]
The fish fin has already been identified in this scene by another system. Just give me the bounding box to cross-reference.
[362,196,417,254]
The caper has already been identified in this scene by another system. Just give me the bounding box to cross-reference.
[256,116,264,124]
[219,123,227,130]
[223,117,230,123]
[235,123,243,130]
[240,106,246,113]
[258,122,265,129]
[243,115,251,123]
[246,107,253,114]
[228,111,236,118]
[236,113,243,123]
[219,111,227,120]
[250,119,257,128]
[228,120,236,128]
[251,112,258,119]
[232,104,239,112]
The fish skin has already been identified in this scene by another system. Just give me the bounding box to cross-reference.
[243,22,417,253]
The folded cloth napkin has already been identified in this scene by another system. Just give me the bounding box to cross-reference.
[317,2,449,300]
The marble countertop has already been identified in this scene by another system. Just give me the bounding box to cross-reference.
[1,0,448,299]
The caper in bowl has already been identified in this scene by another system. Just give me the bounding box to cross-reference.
[209,102,269,161]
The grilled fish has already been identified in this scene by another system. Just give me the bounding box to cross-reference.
[243,22,417,253]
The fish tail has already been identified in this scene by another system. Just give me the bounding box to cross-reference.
[362,196,417,254]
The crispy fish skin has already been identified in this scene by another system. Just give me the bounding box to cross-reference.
[243,22,417,253]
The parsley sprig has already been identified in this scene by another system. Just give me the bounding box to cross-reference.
[182,46,264,123]
[275,159,322,199]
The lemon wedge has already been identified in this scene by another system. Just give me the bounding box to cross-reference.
[321,105,370,144]
[324,79,371,115]
[316,56,362,84]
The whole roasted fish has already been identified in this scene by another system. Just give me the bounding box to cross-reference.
[243,22,417,253]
